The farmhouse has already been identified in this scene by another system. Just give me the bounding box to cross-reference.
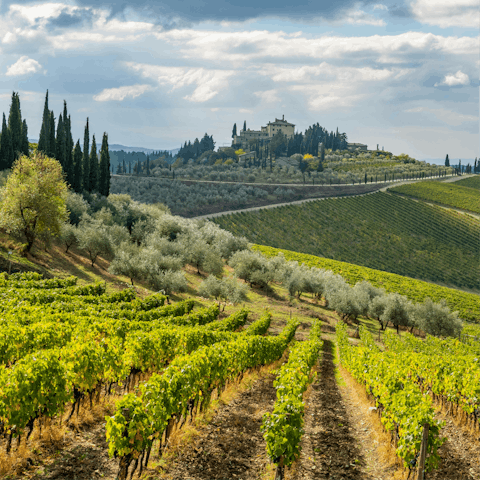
[233,115,295,149]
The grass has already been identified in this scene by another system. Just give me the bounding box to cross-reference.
[452,175,480,190]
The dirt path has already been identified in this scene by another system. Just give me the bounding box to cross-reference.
[427,411,480,480]
[291,340,373,480]
[193,175,458,220]
[160,372,279,480]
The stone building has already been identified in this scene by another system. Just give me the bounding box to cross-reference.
[233,115,295,148]
[346,142,368,151]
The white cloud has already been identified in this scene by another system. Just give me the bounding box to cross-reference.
[239,108,253,113]
[410,0,480,28]
[93,84,154,102]
[434,70,470,86]
[405,106,477,126]
[5,56,43,76]
[373,4,388,10]
[124,62,234,102]
[260,63,411,84]
[344,10,386,26]
[253,89,281,104]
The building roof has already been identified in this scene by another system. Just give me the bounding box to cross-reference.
[267,118,295,127]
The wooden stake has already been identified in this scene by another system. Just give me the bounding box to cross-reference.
[416,423,429,480]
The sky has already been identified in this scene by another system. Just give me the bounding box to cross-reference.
[0,0,478,162]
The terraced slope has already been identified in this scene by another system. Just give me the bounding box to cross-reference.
[214,192,480,290]
[389,179,480,213]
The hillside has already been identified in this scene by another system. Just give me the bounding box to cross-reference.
[213,191,480,291]
[389,177,480,214]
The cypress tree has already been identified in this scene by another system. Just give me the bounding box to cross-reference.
[48,111,56,157]
[8,92,23,166]
[89,134,98,192]
[146,154,150,176]
[21,119,29,156]
[243,120,246,132]
[82,118,90,192]
[445,154,450,167]
[55,113,66,168]
[232,123,237,139]
[38,90,50,155]
[71,140,82,193]
[98,132,110,196]
[0,113,13,170]
[63,101,74,185]
[123,159,126,174]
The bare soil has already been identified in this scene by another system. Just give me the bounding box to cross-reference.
[157,371,279,480]
[291,340,370,480]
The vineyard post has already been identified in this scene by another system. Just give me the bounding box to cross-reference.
[416,423,429,480]
[275,456,285,480]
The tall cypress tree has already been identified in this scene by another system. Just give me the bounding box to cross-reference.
[99,132,110,196]
[82,118,90,192]
[243,120,246,131]
[0,113,13,170]
[445,154,450,167]
[146,154,150,176]
[89,134,98,192]
[55,113,66,168]
[8,92,23,166]
[232,123,237,139]
[38,90,50,155]
[72,140,83,193]
[21,119,29,156]
[63,101,74,185]
[48,111,56,157]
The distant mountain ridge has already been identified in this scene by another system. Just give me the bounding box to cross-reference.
[109,144,180,155]
[29,139,179,156]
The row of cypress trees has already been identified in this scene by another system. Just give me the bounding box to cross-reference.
[37,90,110,196]
[0,92,29,170]
[0,90,110,196]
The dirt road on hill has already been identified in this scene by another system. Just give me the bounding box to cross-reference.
[193,175,471,220]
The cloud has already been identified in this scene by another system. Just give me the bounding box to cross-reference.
[343,9,386,26]
[5,55,44,76]
[373,4,389,9]
[253,89,281,104]
[410,0,479,28]
[11,0,383,24]
[124,62,235,102]
[93,84,154,101]
[405,106,478,126]
[434,70,470,87]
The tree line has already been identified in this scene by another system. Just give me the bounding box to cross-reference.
[112,149,174,176]
[0,90,111,196]
[232,120,348,161]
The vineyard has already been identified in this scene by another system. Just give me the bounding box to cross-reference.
[213,191,480,290]
[0,271,321,480]
[1,268,480,479]
[455,175,480,189]
[389,179,480,214]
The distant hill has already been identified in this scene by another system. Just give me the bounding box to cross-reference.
[29,139,179,156]
[109,144,180,155]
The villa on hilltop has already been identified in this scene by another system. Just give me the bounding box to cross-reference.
[232,115,295,149]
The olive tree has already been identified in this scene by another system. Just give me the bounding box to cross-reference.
[77,222,113,267]
[229,250,274,288]
[108,241,143,285]
[198,275,248,309]
[379,293,411,334]
[412,298,462,338]
[60,223,78,253]
[0,153,68,252]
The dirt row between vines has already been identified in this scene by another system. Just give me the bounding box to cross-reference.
[8,328,480,480]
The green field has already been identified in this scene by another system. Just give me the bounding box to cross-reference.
[214,192,480,290]
[253,244,480,322]
[455,175,480,190]
[389,179,480,213]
